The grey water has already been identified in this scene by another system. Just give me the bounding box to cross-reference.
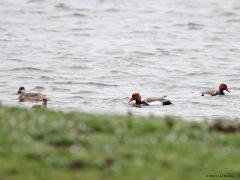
[0,0,240,119]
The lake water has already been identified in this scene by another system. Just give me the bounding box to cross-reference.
[1,0,240,119]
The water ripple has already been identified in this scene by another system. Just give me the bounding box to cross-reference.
[1,0,240,119]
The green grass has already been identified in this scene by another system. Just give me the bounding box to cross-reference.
[0,105,240,180]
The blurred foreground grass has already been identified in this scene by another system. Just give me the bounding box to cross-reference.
[0,106,240,180]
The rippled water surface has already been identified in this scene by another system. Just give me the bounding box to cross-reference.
[1,0,240,119]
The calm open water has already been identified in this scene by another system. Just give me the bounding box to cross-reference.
[0,0,240,119]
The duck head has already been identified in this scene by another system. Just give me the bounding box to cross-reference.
[17,87,25,94]
[43,98,48,105]
[219,83,230,93]
[128,92,141,103]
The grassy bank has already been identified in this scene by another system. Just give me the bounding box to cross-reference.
[0,106,240,180]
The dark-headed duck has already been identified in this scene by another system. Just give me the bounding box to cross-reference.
[32,98,48,109]
[128,92,172,107]
[201,83,230,96]
[17,87,48,102]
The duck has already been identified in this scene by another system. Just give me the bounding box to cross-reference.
[17,87,48,102]
[201,83,230,96]
[128,92,172,107]
[32,98,48,109]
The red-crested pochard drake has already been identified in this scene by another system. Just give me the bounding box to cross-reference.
[201,83,230,96]
[17,87,48,102]
[128,92,172,107]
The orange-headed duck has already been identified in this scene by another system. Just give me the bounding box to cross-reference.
[201,83,230,96]
[128,92,172,107]
[17,87,48,102]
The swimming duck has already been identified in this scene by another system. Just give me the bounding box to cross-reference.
[17,87,47,102]
[201,83,230,96]
[128,92,172,107]
[32,98,48,109]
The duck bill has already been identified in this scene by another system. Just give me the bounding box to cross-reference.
[17,91,21,94]
[226,89,230,93]
[128,98,133,103]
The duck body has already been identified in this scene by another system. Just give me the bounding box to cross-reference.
[201,90,224,96]
[201,83,230,96]
[17,87,47,102]
[129,93,172,107]
[136,97,172,106]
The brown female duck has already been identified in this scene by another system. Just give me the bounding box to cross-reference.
[17,87,47,102]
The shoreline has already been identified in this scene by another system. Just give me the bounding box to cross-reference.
[0,105,239,179]
[1,102,239,121]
